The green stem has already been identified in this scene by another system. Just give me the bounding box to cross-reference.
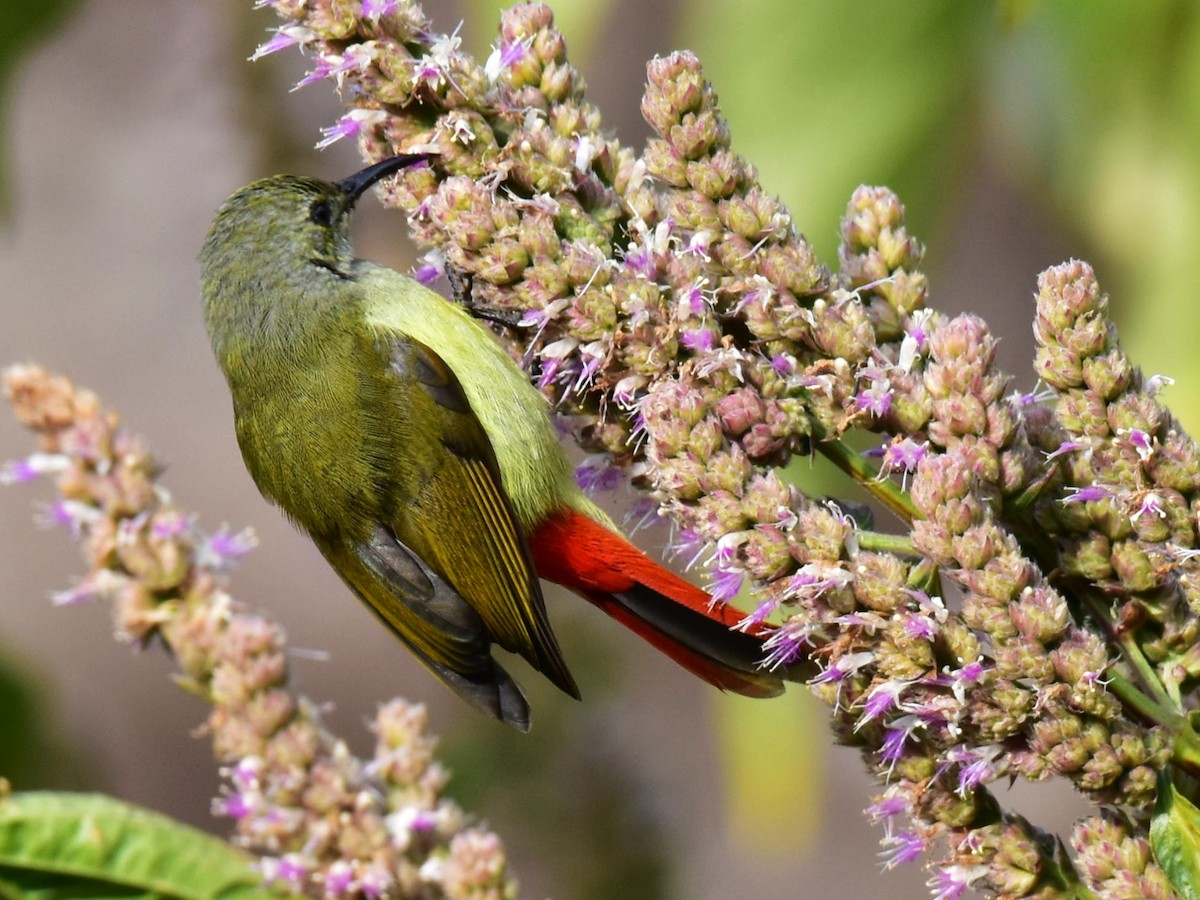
[855,530,918,556]
[1077,589,1173,709]
[811,423,919,524]
[1105,672,1178,729]
[1174,720,1200,778]
[1103,672,1200,775]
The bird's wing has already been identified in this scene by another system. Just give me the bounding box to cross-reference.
[365,331,579,701]
[316,528,534,730]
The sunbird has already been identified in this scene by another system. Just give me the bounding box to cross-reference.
[199,154,791,730]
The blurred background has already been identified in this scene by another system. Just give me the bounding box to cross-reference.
[3,1,1200,897]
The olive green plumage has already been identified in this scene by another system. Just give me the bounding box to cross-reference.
[200,157,606,730]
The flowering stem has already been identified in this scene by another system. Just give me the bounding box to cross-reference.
[905,558,943,596]
[1172,721,1200,777]
[855,530,917,557]
[812,426,919,524]
[1076,586,1173,710]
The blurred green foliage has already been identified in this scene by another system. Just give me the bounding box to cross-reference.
[682,0,1200,427]
[0,648,86,791]
[0,0,80,216]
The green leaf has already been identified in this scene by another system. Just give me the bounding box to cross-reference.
[0,792,294,900]
[1151,770,1200,900]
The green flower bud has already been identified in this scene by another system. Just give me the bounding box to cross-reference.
[1033,343,1084,389]
[1146,429,1200,492]
[1056,388,1110,437]
[1036,259,1102,334]
[1110,538,1159,592]
[651,453,706,501]
[793,505,849,561]
[642,138,688,187]
[685,151,742,199]
[742,526,792,579]
[1082,348,1132,400]
[919,784,981,828]
[962,592,1017,641]
[876,638,928,680]
[850,552,908,613]
[993,640,1056,688]
[759,241,829,297]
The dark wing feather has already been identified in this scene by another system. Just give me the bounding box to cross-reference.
[316,529,532,730]
[377,333,579,700]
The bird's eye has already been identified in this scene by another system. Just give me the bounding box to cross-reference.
[310,199,334,226]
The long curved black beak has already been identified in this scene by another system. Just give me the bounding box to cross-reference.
[336,153,432,207]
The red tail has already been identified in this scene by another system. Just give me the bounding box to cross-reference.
[529,508,785,698]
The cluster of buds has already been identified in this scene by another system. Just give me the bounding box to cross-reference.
[244,2,1200,895]
[2,365,514,899]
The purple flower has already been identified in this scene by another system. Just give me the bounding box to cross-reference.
[880,438,927,479]
[879,830,926,869]
[1044,438,1084,461]
[681,328,716,353]
[1145,373,1175,395]
[199,526,258,570]
[213,788,259,820]
[1061,484,1113,505]
[858,679,912,726]
[708,565,745,605]
[1131,490,1166,522]
[943,744,1004,795]
[51,570,124,607]
[735,598,779,632]
[612,374,646,407]
[1124,427,1154,460]
[761,620,814,670]
[880,714,925,770]
[1,452,68,484]
[622,246,657,279]
[323,861,356,896]
[902,612,937,642]
[683,230,714,259]
[315,109,387,150]
[413,258,443,286]
[260,853,309,891]
[680,281,710,316]
[294,44,375,91]
[854,371,893,418]
[770,353,796,377]
[413,26,465,93]
[881,727,910,765]
[359,865,393,898]
[484,37,530,81]
[814,651,875,686]
[1011,382,1056,407]
[362,0,399,19]
[897,311,932,371]
[571,345,605,393]
[929,865,988,900]
[294,55,338,89]
[535,337,579,390]
[668,528,707,569]
[784,562,853,600]
[865,790,910,825]
[623,497,660,535]
[905,310,932,348]
[574,455,623,493]
[249,25,315,61]
[229,756,262,790]
[36,499,100,535]
[151,510,192,539]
